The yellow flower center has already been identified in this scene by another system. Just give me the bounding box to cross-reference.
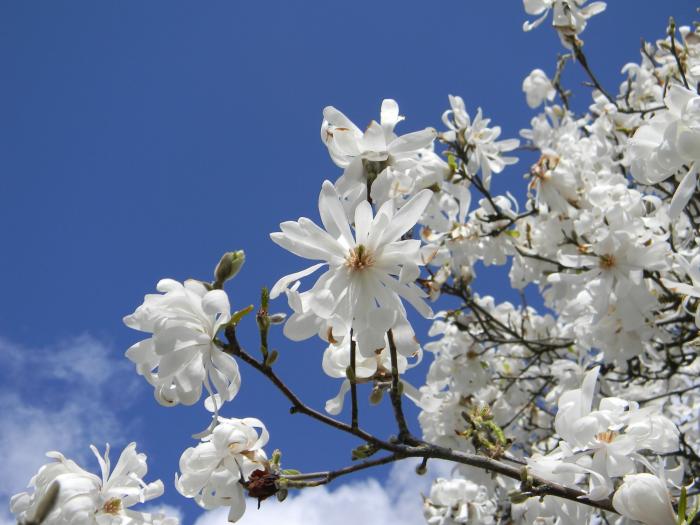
[346,245,375,271]
[599,254,616,270]
[102,498,122,515]
[596,430,618,443]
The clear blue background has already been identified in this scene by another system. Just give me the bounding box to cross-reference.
[0,2,697,523]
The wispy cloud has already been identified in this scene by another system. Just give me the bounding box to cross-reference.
[194,459,453,525]
[0,334,139,498]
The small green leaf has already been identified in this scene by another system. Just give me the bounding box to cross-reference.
[230,305,254,325]
[351,443,379,461]
[678,486,688,525]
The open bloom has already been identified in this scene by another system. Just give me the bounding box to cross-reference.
[124,279,240,411]
[441,95,518,190]
[629,84,700,218]
[423,478,496,525]
[175,417,269,523]
[522,0,606,36]
[270,181,433,357]
[552,367,679,498]
[321,99,437,210]
[10,444,175,525]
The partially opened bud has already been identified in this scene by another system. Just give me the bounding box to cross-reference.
[214,250,246,287]
[612,473,677,525]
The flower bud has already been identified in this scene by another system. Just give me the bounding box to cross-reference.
[612,473,677,525]
[214,251,245,287]
[32,481,60,524]
[271,449,282,467]
[265,350,279,367]
[369,386,384,405]
[345,365,356,382]
[268,313,287,325]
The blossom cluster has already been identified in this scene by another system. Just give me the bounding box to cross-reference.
[11,1,700,524]
[11,444,177,525]
[413,3,700,523]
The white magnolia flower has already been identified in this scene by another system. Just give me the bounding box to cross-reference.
[321,99,436,210]
[522,0,607,35]
[423,478,496,525]
[662,253,700,328]
[270,181,433,357]
[322,319,423,414]
[523,69,556,108]
[629,84,700,218]
[553,367,679,498]
[11,444,175,525]
[612,472,677,525]
[441,95,519,190]
[124,279,240,411]
[175,417,269,523]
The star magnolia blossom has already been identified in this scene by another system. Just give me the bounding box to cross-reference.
[321,99,437,210]
[522,0,606,36]
[629,84,700,218]
[537,367,679,498]
[124,279,240,411]
[612,472,677,525]
[11,444,175,525]
[175,417,269,523]
[270,180,433,357]
[441,95,519,190]
[522,68,556,108]
[423,478,497,525]
[29,5,700,524]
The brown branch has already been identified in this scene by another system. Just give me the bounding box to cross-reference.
[282,454,402,487]
[350,335,359,430]
[668,17,690,90]
[387,329,411,441]
[222,325,618,515]
[222,326,383,447]
[572,41,617,106]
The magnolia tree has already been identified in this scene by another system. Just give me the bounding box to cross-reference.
[11,2,700,524]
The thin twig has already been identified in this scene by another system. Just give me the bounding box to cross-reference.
[572,41,617,106]
[669,17,690,89]
[387,329,411,441]
[350,335,359,430]
[222,325,619,515]
[282,454,401,486]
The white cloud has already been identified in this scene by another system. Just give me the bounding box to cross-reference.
[141,503,184,524]
[0,334,139,498]
[194,459,453,525]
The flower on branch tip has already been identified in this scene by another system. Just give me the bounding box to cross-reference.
[522,69,556,109]
[175,417,269,523]
[124,279,240,412]
[269,180,433,357]
[10,443,176,525]
[321,99,437,210]
[522,0,607,38]
[441,95,519,190]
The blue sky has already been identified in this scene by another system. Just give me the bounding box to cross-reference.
[1,2,697,524]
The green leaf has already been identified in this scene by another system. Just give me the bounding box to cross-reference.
[678,486,688,525]
[230,305,254,325]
